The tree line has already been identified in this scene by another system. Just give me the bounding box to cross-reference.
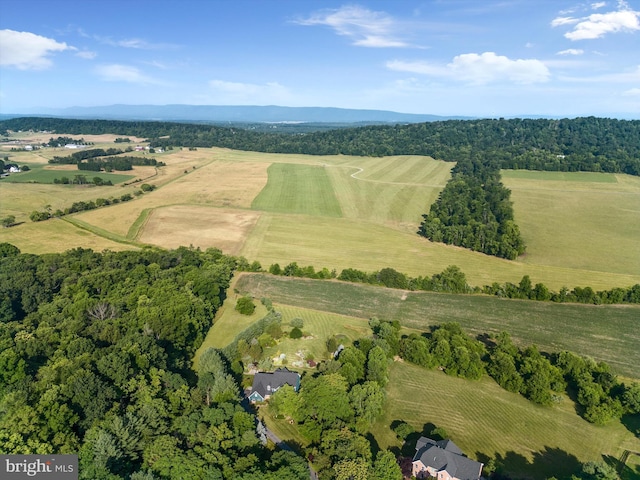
[396,323,640,425]
[2,116,640,176]
[418,156,526,259]
[264,261,640,305]
[0,246,308,479]
[49,148,163,172]
[28,186,160,222]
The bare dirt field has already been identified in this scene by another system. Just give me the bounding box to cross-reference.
[137,205,261,254]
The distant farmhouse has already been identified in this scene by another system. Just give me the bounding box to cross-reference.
[412,436,483,480]
[248,367,300,403]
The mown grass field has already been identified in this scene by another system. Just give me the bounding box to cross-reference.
[1,166,133,185]
[235,273,640,379]
[374,362,640,480]
[3,139,639,291]
[234,298,640,479]
[503,170,640,277]
[252,164,342,217]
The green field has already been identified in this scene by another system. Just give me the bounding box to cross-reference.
[235,273,640,379]
[232,298,640,479]
[251,163,342,216]
[3,146,640,291]
[375,362,640,479]
[503,170,640,276]
[1,167,133,185]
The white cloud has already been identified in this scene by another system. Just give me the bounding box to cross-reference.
[557,48,585,55]
[387,52,550,85]
[551,16,580,27]
[0,29,71,69]
[552,2,640,40]
[295,5,408,47]
[95,35,179,50]
[592,2,607,9]
[95,64,157,84]
[76,50,97,60]
[623,87,640,95]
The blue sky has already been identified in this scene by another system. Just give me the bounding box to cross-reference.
[1,0,639,118]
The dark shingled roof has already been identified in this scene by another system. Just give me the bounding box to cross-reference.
[250,367,300,399]
[413,437,483,480]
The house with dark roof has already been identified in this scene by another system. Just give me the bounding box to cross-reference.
[412,436,483,480]
[248,367,301,403]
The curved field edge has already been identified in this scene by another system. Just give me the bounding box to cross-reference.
[234,273,640,379]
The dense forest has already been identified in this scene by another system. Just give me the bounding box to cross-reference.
[2,116,640,175]
[0,245,308,479]
[418,157,526,259]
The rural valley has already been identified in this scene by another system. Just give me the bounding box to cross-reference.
[0,115,639,480]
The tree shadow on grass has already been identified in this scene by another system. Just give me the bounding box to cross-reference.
[603,453,640,480]
[479,446,582,479]
[389,420,436,457]
[621,413,640,438]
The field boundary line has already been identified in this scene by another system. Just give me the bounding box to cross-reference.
[320,163,447,187]
[127,207,154,240]
[62,216,142,247]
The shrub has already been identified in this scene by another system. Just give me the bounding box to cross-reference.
[289,327,303,339]
[235,296,256,315]
[290,317,304,329]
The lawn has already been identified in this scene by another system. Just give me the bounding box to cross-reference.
[373,362,640,480]
[235,273,640,379]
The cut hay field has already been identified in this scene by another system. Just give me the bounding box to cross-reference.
[235,273,640,379]
[137,205,260,254]
[503,170,640,277]
[0,217,133,253]
[2,139,639,291]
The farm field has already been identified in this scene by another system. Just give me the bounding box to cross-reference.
[227,298,640,479]
[2,135,640,291]
[503,170,640,276]
[1,166,133,184]
[234,273,640,378]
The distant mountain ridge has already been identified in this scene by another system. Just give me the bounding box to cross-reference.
[8,104,471,123]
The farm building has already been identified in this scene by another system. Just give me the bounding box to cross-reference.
[412,436,483,480]
[248,367,300,403]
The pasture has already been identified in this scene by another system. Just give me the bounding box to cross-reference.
[2,141,640,291]
[235,273,640,379]
[1,166,133,185]
[503,170,640,277]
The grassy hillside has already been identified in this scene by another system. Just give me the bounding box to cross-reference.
[235,273,640,378]
[251,163,342,216]
[204,294,640,479]
[503,170,640,277]
[376,362,640,479]
[2,137,640,291]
